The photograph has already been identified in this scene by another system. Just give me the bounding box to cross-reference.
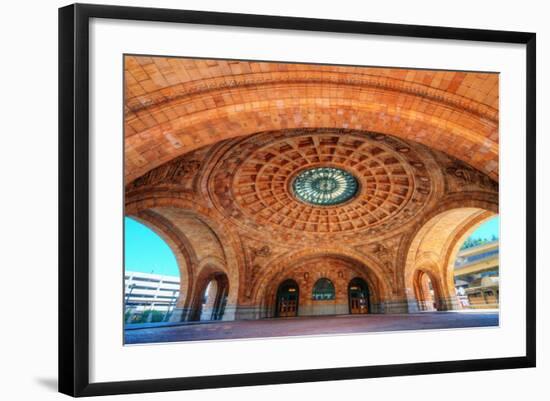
[0,0,543,398]
[123,55,500,345]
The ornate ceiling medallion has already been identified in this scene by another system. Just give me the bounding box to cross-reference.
[292,167,358,206]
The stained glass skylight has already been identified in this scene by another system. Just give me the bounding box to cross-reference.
[292,167,358,206]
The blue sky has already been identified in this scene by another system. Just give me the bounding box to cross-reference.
[125,217,179,277]
[468,216,499,241]
[124,215,500,278]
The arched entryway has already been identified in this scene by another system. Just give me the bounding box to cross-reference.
[123,216,187,325]
[197,272,229,321]
[453,215,500,309]
[275,279,300,317]
[413,270,439,311]
[348,277,370,314]
[125,196,243,323]
[257,251,389,318]
[402,202,498,312]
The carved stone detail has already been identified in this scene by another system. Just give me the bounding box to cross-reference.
[126,71,497,123]
[446,160,498,191]
[208,129,436,244]
[250,245,272,260]
[128,157,201,189]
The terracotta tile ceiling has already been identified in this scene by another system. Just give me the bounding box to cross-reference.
[126,127,498,245]
[124,56,499,185]
[209,129,431,243]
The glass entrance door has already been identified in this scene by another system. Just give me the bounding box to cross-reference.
[348,278,369,314]
[276,280,299,317]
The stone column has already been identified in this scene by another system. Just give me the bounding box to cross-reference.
[402,288,422,313]
[377,299,412,314]
[437,295,461,311]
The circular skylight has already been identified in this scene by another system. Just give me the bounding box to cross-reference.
[292,167,359,206]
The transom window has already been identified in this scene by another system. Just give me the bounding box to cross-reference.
[312,278,336,300]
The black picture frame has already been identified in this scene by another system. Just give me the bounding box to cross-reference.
[58,3,536,397]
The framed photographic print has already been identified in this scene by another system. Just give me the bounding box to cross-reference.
[58,3,536,397]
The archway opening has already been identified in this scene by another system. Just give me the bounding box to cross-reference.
[276,279,300,318]
[124,217,181,325]
[348,277,370,314]
[453,216,500,309]
[413,270,438,311]
[404,206,497,312]
[259,252,388,318]
[198,273,229,321]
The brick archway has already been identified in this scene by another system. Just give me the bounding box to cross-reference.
[189,265,230,321]
[412,268,443,311]
[253,249,391,317]
[124,56,501,327]
[401,201,497,312]
[126,194,244,321]
[129,212,196,311]
[125,57,498,185]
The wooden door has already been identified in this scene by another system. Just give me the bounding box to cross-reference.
[349,278,369,314]
[276,280,299,317]
[278,297,298,317]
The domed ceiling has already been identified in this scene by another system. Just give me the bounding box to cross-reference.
[208,129,437,243]
[124,56,501,316]
[124,128,499,246]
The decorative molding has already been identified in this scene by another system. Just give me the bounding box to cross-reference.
[125,71,498,123]
[250,245,272,260]
[446,160,499,191]
[208,129,435,243]
[127,157,201,189]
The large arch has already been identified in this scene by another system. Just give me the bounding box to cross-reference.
[125,59,499,184]
[128,213,194,313]
[401,203,497,312]
[126,194,244,321]
[124,56,501,331]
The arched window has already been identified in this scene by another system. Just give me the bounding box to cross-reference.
[312,278,335,300]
